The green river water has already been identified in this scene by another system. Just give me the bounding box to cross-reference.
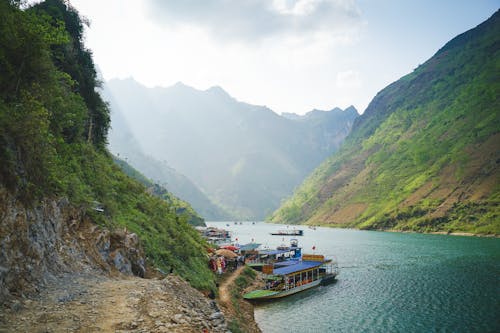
[207,222,499,333]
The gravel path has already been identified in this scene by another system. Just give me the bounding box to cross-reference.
[0,273,229,333]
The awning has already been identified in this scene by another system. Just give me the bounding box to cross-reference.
[215,249,238,259]
[272,260,326,275]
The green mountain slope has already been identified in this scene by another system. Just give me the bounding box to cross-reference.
[270,10,500,234]
[0,0,214,290]
[106,78,358,220]
[112,156,205,226]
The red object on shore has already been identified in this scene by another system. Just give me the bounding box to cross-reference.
[220,245,240,251]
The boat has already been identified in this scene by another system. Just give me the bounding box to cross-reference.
[270,229,304,236]
[196,226,232,245]
[246,239,302,271]
[243,254,338,301]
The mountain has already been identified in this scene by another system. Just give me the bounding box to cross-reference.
[270,10,500,235]
[112,156,205,226]
[106,79,358,219]
[103,87,231,220]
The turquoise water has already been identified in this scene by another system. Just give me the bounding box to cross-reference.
[206,222,500,333]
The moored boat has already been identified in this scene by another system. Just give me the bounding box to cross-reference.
[245,239,302,271]
[243,254,339,301]
[270,229,304,236]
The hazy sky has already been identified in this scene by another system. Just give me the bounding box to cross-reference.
[70,0,498,115]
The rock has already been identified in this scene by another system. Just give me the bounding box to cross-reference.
[209,312,223,321]
[10,300,23,312]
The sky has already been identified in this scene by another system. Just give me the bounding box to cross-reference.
[69,0,499,115]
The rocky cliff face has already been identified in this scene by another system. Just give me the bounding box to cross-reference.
[0,187,145,304]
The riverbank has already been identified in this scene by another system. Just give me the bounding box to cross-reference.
[217,266,263,333]
[384,228,499,238]
[304,223,498,238]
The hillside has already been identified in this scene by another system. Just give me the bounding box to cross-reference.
[270,10,500,234]
[0,0,215,303]
[106,79,358,219]
[112,156,205,226]
[104,89,231,220]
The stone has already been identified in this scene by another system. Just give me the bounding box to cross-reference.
[209,312,223,321]
[10,300,23,312]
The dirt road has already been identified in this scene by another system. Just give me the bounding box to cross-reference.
[0,273,229,333]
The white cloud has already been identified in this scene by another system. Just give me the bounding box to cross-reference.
[144,0,361,42]
[70,0,497,116]
[336,70,362,88]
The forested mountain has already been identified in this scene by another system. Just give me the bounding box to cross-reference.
[103,88,231,220]
[112,156,205,226]
[106,79,358,219]
[270,11,500,234]
[0,0,214,296]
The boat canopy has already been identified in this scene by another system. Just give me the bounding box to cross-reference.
[272,260,327,275]
[259,249,291,256]
[239,243,261,251]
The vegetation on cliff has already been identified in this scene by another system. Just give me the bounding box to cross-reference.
[0,0,214,290]
[113,156,205,226]
[270,10,500,234]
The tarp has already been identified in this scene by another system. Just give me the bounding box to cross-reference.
[259,249,290,256]
[220,245,239,251]
[239,243,261,251]
[272,260,325,275]
[215,249,238,259]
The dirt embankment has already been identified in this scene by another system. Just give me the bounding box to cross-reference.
[0,273,229,332]
[217,266,264,333]
[0,191,233,332]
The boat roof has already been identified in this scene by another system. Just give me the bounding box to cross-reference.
[273,260,327,275]
[259,249,291,256]
[274,260,301,268]
[239,243,261,251]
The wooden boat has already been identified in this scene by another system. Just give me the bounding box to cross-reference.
[243,254,338,301]
[270,229,304,236]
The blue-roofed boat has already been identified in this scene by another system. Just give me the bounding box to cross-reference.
[245,239,302,271]
[243,254,339,301]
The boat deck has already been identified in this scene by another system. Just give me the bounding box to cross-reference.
[243,289,280,299]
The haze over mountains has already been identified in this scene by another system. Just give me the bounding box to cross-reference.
[105,79,358,220]
[102,88,230,220]
[271,11,500,234]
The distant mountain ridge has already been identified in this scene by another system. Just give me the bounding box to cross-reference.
[103,87,230,220]
[106,79,358,219]
[270,10,500,234]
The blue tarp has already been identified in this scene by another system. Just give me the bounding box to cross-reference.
[259,249,290,256]
[272,260,324,275]
[273,260,301,267]
[239,243,261,251]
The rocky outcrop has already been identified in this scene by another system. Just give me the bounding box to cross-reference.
[0,188,146,304]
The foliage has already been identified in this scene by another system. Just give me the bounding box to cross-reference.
[270,11,500,235]
[113,156,205,226]
[0,0,214,291]
[228,266,257,332]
